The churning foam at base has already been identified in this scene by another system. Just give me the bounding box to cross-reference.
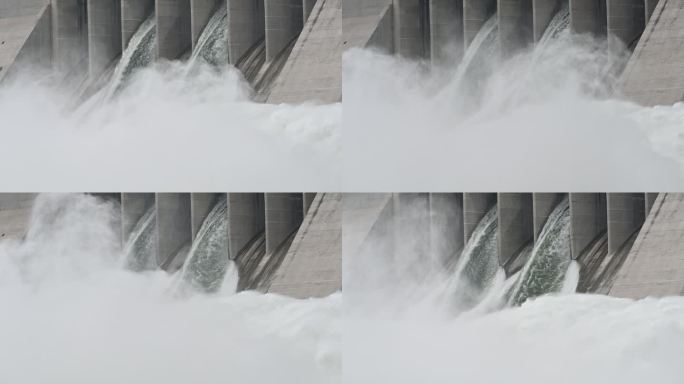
[343,31,684,191]
[0,194,340,383]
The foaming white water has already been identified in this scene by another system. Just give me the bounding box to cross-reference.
[343,30,684,191]
[0,194,340,383]
[0,62,340,191]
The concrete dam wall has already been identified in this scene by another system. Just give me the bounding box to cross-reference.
[0,0,341,102]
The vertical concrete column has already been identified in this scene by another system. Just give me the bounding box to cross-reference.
[190,193,220,240]
[227,0,265,64]
[121,193,155,243]
[532,193,564,241]
[645,192,659,215]
[569,193,607,259]
[463,193,497,243]
[497,193,533,266]
[303,0,317,21]
[264,0,303,61]
[607,193,645,254]
[532,0,561,42]
[569,0,607,36]
[464,0,496,48]
[52,0,88,75]
[227,193,265,258]
[87,0,122,79]
[392,0,428,58]
[606,0,644,49]
[156,0,192,59]
[498,0,534,56]
[155,193,192,267]
[645,0,657,22]
[429,193,464,265]
[392,193,430,259]
[121,0,154,50]
[190,0,222,49]
[265,193,303,254]
[429,0,463,63]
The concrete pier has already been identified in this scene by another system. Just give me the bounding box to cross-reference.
[121,193,155,242]
[190,193,220,240]
[429,193,464,265]
[155,0,191,59]
[155,193,191,267]
[607,193,645,254]
[227,0,265,64]
[429,0,463,63]
[392,0,428,58]
[0,194,37,240]
[646,192,659,215]
[645,0,657,22]
[463,193,497,243]
[393,193,430,258]
[532,0,562,42]
[532,193,564,241]
[303,0,316,21]
[569,193,607,259]
[464,0,496,47]
[264,0,303,61]
[497,193,533,266]
[303,193,316,215]
[569,0,606,35]
[87,0,122,79]
[606,0,644,49]
[190,0,221,49]
[0,0,50,81]
[51,0,88,75]
[498,0,534,56]
[227,193,265,258]
[343,0,393,51]
[269,193,342,298]
[121,0,154,50]
[265,193,303,255]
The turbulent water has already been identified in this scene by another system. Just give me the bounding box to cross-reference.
[179,196,238,294]
[123,205,157,271]
[0,194,340,383]
[188,4,229,68]
[509,197,572,305]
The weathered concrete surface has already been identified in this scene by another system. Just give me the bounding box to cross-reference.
[645,0,658,22]
[268,0,341,103]
[464,0,496,47]
[429,0,463,63]
[121,0,154,50]
[227,0,264,64]
[429,193,464,265]
[343,0,393,50]
[620,0,684,106]
[463,193,496,243]
[498,0,534,55]
[610,193,684,298]
[190,193,219,240]
[569,193,607,259]
[269,193,342,298]
[569,0,607,35]
[342,193,393,257]
[0,0,50,82]
[265,193,303,255]
[393,0,428,58]
[227,193,265,258]
[264,0,303,61]
[606,0,644,49]
[533,0,562,42]
[156,0,191,59]
[190,0,220,49]
[607,193,645,254]
[87,0,122,79]
[121,193,155,242]
[304,0,316,21]
[646,192,659,214]
[497,193,533,266]
[0,194,38,240]
[52,0,88,76]
[532,193,564,240]
[155,193,191,267]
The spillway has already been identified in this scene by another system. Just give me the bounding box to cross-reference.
[452,13,500,89]
[123,205,157,272]
[509,197,572,306]
[538,3,570,47]
[452,204,500,309]
[179,196,236,294]
[188,4,229,68]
